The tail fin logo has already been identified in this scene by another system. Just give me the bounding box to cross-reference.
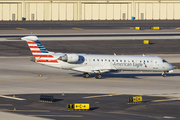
[22,36,58,63]
[27,40,48,54]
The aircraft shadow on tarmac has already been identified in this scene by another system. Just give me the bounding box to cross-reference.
[89,107,99,111]
[53,99,64,102]
[70,73,180,79]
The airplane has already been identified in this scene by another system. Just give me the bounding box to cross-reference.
[21,36,175,79]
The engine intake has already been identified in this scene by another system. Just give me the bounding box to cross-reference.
[58,54,79,63]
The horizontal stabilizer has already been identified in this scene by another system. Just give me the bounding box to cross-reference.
[21,36,39,42]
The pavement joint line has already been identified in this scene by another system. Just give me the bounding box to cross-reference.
[0,56,30,58]
[0,104,12,106]
[0,70,43,81]
[144,93,180,96]
[0,109,50,112]
[0,95,26,100]
[83,94,121,98]
[28,115,83,117]
[108,111,161,119]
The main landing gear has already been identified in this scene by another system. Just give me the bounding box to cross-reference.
[83,73,89,78]
[95,74,102,79]
[83,73,103,79]
[162,71,167,77]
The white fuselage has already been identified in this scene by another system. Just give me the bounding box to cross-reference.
[39,54,174,74]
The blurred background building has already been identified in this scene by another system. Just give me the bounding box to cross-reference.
[0,0,180,21]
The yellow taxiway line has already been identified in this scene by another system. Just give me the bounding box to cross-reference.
[0,95,26,100]
[16,28,27,30]
[83,94,121,99]
[175,27,180,29]
[72,27,83,30]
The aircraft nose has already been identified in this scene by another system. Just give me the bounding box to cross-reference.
[168,64,175,70]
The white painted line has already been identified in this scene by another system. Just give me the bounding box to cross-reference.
[1,32,180,36]
[163,116,176,119]
[83,94,121,99]
[0,95,26,100]
[152,98,180,102]
[28,115,82,117]
[0,109,50,112]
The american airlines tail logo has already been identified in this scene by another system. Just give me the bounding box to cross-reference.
[143,62,147,68]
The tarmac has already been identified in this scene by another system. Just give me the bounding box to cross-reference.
[0,27,180,120]
[0,57,180,120]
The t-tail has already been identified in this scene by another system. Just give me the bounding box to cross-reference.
[21,36,58,64]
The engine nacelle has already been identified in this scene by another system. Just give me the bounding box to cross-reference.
[58,54,79,63]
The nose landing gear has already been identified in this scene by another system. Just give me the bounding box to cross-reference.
[162,71,167,77]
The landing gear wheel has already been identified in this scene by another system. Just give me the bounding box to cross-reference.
[163,74,166,77]
[83,73,89,78]
[95,74,102,79]
[162,72,167,77]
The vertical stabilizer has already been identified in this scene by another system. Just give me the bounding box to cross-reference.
[21,36,58,64]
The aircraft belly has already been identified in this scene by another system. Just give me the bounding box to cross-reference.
[115,65,163,71]
[59,62,82,69]
[38,63,60,69]
[72,66,93,73]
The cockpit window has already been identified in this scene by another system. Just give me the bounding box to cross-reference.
[162,59,167,62]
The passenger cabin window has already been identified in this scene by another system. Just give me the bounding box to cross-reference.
[124,60,126,62]
[93,59,95,61]
[147,61,149,63]
[109,60,110,62]
[105,59,107,61]
[97,59,99,61]
[162,60,167,62]
[140,60,142,63]
[116,60,118,62]
[101,59,103,61]
[120,60,122,62]
[112,60,114,62]
[132,60,134,62]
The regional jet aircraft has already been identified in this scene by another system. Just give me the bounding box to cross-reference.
[21,36,175,79]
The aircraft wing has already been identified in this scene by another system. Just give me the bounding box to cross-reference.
[72,62,117,73]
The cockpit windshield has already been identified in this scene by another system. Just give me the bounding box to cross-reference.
[162,59,167,63]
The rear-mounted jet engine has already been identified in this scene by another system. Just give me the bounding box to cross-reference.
[58,54,79,63]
